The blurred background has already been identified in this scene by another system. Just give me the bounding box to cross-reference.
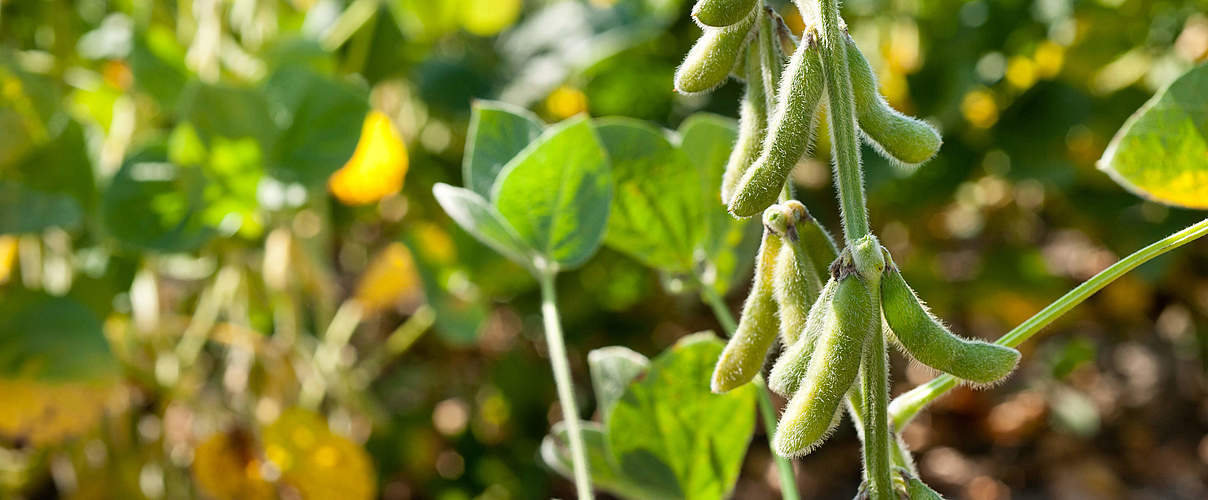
[2,0,1208,498]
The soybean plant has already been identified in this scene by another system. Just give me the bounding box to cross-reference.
[679,0,1208,498]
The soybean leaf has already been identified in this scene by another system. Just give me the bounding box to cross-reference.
[263,68,369,186]
[11,120,96,211]
[463,100,544,197]
[433,183,531,266]
[598,118,699,273]
[102,145,213,252]
[177,82,275,151]
[588,346,650,423]
[0,292,118,382]
[1099,64,1208,209]
[493,117,612,271]
[541,421,679,500]
[0,182,82,235]
[129,27,189,109]
[607,332,757,500]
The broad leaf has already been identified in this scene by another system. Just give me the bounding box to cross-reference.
[493,117,612,271]
[587,346,649,423]
[433,183,531,266]
[463,100,544,197]
[263,68,369,186]
[102,145,213,252]
[177,82,275,151]
[0,292,118,382]
[0,182,82,235]
[598,118,699,273]
[541,421,679,500]
[1099,64,1208,209]
[607,332,757,500]
[11,120,97,210]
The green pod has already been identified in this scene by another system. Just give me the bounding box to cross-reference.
[711,226,783,393]
[773,272,875,457]
[692,0,758,28]
[721,44,769,205]
[880,265,1021,385]
[772,240,824,346]
[768,278,835,396]
[728,34,825,217]
[675,6,758,95]
[783,200,839,280]
[904,472,945,499]
[846,36,942,166]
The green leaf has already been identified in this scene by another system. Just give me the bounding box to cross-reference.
[597,118,699,273]
[263,68,369,186]
[177,82,275,151]
[1099,64,1208,209]
[607,332,757,500]
[433,183,531,266]
[0,181,82,235]
[129,27,189,109]
[540,421,679,500]
[493,117,612,271]
[463,100,544,198]
[588,346,649,423]
[11,120,97,211]
[102,145,213,252]
[0,292,118,382]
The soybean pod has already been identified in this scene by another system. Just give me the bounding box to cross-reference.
[880,264,1021,385]
[773,240,823,347]
[728,33,825,217]
[768,277,835,396]
[721,44,769,205]
[675,5,759,95]
[846,36,943,166]
[711,214,785,393]
[774,271,875,457]
[783,200,840,280]
[692,0,758,28]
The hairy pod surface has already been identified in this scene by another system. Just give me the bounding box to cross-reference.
[880,265,1021,385]
[783,200,839,280]
[711,228,783,393]
[768,278,836,396]
[727,35,825,217]
[692,0,758,28]
[773,241,824,346]
[845,37,942,166]
[721,44,769,205]
[774,272,875,457]
[674,6,758,95]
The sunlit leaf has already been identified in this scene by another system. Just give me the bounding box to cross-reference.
[193,429,277,500]
[588,346,649,423]
[433,183,531,266]
[493,116,612,271]
[356,242,423,313]
[461,0,523,36]
[329,110,409,205]
[607,332,756,500]
[541,421,679,500]
[102,145,213,252]
[261,408,376,500]
[1099,64,1208,209]
[463,100,544,198]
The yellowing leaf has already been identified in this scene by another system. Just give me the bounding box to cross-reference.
[0,379,117,446]
[193,430,276,500]
[461,0,523,36]
[356,242,424,313]
[329,111,408,205]
[262,408,376,500]
[0,235,15,283]
[545,86,588,120]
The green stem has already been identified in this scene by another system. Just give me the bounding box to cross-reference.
[539,272,594,500]
[700,284,801,500]
[803,0,869,243]
[889,217,1208,429]
[859,284,894,498]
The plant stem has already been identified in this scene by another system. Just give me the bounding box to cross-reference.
[889,217,1208,429]
[539,272,594,500]
[804,0,869,243]
[859,284,894,498]
[700,284,801,500]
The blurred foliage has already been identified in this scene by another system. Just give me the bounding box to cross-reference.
[0,0,1206,499]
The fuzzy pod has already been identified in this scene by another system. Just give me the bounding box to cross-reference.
[782,200,839,280]
[768,278,836,396]
[711,226,784,393]
[773,272,876,457]
[728,34,825,217]
[772,224,826,346]
[721,44,769,205]
[880,265,1021,385]
[692,0,758,28]
[845,36,942,166]
[674,6,758,95]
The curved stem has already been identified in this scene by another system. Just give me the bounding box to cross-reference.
[539,272,594,500]
[700,284,801,500]
[889,217,1208,429]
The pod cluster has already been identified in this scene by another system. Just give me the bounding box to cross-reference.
[710,207,1021,458]
[675,0,945,219]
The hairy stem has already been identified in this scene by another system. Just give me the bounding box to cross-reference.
[859,288,894,498]
[889,217,1208,429]
[539,272,594,500]
[701,284,801,500]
